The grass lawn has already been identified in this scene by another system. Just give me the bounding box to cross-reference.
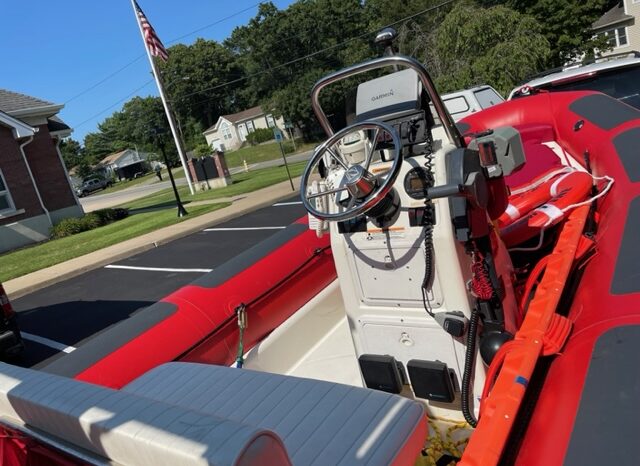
[224,140,316,168]
[0,159,307,282]
[97,167,186,196]
[123,161,307,210]
[0,202,229,282]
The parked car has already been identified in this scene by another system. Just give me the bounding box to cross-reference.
[509,51,640,110]
[0,283,24,358]
[442,85,505,120]
[430,85,505,124]
[75,177,112,197]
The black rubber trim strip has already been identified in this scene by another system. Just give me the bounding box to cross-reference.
[42,223,308,377]
[42,301,177,377]
[611,196,640,295]
[569,94,640,130]
[564,325,640,466]
[191,222,307,288]
[613,126,640,182]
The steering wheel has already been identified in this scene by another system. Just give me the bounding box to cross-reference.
[301,121,403,221]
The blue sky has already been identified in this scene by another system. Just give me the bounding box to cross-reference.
[1,1,294,142]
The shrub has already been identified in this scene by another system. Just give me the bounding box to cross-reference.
[246,128,274,145]
[50,217,87,239]
[93,208,129,223]
[50,208,129,239]
[194,143,212,158]
[82,213,102,230]
[282,141,296,154]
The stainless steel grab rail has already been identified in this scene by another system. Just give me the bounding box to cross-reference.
[310,54,465,148]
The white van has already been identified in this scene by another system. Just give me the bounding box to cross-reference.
[440,85,504,121]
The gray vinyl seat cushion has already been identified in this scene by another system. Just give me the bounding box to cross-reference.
[124,362,427,466]
[0,362,291,466]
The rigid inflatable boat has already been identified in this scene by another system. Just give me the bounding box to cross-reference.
[1,38,639,466]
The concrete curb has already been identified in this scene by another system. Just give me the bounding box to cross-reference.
[5,178,302,299]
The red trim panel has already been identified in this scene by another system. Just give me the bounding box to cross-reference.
[74,218,336,389]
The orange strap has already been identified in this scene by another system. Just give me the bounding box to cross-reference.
[459,205,588,466]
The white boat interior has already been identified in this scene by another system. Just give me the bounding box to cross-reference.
[0,33,569,466]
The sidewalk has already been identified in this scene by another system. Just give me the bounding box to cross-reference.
[5,177,302,299]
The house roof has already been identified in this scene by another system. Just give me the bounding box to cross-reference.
[224,105,264,123]
[99,150,129,165]
[0,109,36,139]
[203,105,266,133]
[47,116,72,135]
[0,89,62,117]
[593,2,633,30]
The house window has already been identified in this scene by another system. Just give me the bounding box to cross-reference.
[266,114,276,128]
[0,169,15,214]
[246,120,255,133]
[222,126,232,140]
[618,27,628,46]
[600,27,628,48]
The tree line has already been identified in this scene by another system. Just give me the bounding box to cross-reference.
[62,0,614,173]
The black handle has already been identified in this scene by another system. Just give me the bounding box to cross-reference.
[427,184,461,199]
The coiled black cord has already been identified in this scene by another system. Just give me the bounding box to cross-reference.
[462,307,480,427]
[421,150,436,316]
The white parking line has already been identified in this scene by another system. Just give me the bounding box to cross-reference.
[104,265,213,273]
[21,332,76,353]
[203,226,286,232]
[273,201,302,206]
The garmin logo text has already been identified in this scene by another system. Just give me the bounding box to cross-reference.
[371,89,394,102]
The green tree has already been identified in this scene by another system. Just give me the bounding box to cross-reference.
[226,0,369,134]
[83,96,180,167]
[83,131,119,163]
[58,138,83,169]
[434,1,550,96]
[480,0,612,65]
[76,161,93,180]
[158,39,243,130]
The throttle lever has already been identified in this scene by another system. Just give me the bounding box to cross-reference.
[427,184,462,199]
[427,172,488,209]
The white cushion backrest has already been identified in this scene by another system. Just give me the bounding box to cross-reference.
[0,363,291,466]
[125,362,427,466]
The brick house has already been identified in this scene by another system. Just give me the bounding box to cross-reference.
[593,0,640,55]
[0,89,82,253]
[202,106,287,151]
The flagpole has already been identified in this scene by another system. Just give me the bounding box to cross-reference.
[130,0,195,195]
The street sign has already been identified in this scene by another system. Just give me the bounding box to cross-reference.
[284,121,294,129]
[273,127,283,142]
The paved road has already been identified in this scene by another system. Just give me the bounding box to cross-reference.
[80,151,313,212]
[12,198,306,369]
[79,178,187,212]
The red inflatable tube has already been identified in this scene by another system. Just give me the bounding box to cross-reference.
[461,91,640,465]
[64,218,336,389]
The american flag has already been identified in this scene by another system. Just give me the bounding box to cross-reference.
[135,1,169,61]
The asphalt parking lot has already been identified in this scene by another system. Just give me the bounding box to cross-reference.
[12,198,306,369]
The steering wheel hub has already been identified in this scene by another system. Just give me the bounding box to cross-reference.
[300,121,403,222]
